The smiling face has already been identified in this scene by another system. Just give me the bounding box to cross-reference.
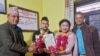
[60,21,70,33]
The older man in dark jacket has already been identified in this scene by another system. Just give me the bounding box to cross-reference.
[73,12,100,56]
[0,7,35,56]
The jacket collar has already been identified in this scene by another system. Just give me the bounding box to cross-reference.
[40,28,49,34]
[74,23,87,29]
[5,21,16,29]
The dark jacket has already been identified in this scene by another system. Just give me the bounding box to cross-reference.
[32,29,53,56]
[0,22,28,56]
[73,23,100,56]
[32,29,53,41]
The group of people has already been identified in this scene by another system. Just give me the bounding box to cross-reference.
[0,6,100,56]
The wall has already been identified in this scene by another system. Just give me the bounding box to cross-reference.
[43,0,65,32]
[0,0,43,56]
[0,0,65,56]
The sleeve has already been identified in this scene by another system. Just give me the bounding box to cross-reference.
[32,32,36,42]
[65,33,75,54]
[92,28,100,56]
[73,35,78,56]
[0,28,28,53]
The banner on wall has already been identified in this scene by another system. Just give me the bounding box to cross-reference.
[65,0,74,29]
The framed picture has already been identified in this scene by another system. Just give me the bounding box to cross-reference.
[0,0,6,14]
[9,4,39,31]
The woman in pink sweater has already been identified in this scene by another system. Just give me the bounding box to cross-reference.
[55,19,78,56]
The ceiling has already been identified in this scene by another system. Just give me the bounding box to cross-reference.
[74,0,95,3]
[74,0,97,6]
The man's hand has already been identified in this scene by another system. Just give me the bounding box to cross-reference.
[28,43,36,52]
[43,48,50,53]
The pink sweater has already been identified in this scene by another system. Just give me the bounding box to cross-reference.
[55,32,78,56]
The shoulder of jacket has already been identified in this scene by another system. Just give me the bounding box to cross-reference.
[48,30,53,33]
[0,23,8,29]
[34,30,40,34]
[68,32,76,36]
[0,24,10,34]
[87,25,96,32]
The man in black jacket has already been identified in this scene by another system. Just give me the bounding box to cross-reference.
[32,16,53,56]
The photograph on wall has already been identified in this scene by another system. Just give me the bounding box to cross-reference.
[0,0,6,14]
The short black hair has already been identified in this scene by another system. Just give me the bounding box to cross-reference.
[59,19,71,28]
[41,16,49,22]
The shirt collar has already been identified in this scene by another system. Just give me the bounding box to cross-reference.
[76,23,87,29]
[40,28,48,35]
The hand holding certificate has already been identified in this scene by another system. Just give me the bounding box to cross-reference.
[35,34,46,53]
[44,34,56,53]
